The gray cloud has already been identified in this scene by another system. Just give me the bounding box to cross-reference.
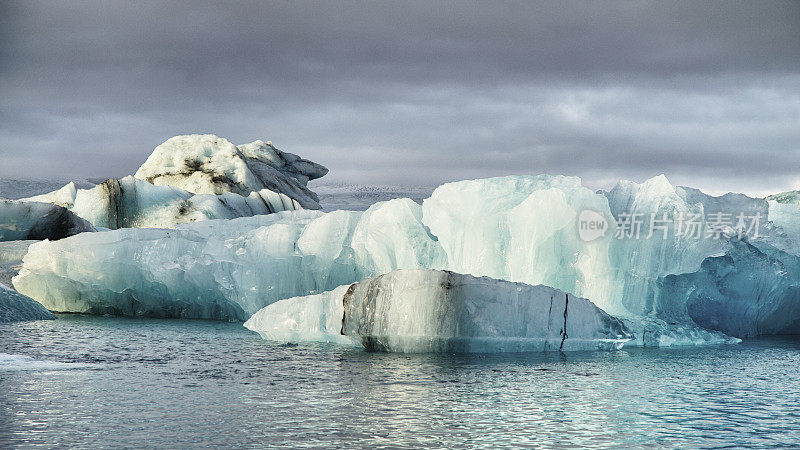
[1,0,798,195]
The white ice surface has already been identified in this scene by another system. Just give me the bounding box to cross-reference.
[244,284,356,346]
[134,134,327,208]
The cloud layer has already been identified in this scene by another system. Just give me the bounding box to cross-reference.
[1,1,798,195]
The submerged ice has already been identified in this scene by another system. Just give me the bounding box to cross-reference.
[12,174,800,345]
[245,269,632,353]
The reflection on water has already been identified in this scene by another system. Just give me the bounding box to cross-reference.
[1,315,799,447]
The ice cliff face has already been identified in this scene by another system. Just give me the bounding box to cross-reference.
[12,174,800,345]
[134,134,327,209]
[0,199,96,241]
[24,176,301,230]
[245,269,632,353]
[0,283,54,323]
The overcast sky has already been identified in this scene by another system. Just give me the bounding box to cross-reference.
[1,1,798,195]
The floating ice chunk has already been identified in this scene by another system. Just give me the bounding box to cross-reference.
[134,134,327,208]
[244,284,357,346]
[246,269,632,353]
[0,199,95,241]
[0,283,54,322]
[13,199,442,320]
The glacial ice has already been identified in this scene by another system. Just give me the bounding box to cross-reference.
[656,239,800,337]
[244,284,357,346]
[134,134,327,209]
[22,175,302,230]
[19,134,328,229]
[246,269,631,353]
[12,174,800,346]
[0,199,96,241]
[13,199,441,320]
[0,283,54,323]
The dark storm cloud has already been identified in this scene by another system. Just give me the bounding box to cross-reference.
[1,0,799,195]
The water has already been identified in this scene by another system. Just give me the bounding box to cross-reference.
[310,182,436,212]
[2,316,799,448]
[0,178,95,200]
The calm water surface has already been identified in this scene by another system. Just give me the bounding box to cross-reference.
[1,315,799,448]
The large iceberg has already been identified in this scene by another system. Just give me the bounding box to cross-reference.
[13,199,442,320]
[245,269,632,353]
[134,134,327,209]
[0,283,54,323]
[24,176,301,229]
[0,199,95,241]
[12,174,800,345]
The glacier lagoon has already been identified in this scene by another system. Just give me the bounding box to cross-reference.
[3,137,800,445]
[2,315,800,448]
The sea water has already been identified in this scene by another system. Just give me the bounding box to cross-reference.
[1,315,799,448]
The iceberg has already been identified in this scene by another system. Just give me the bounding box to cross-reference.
[20,134,328,229]
[244,284,357,346]
[134,134,327,209]
[25,175,302,229]
[0,199,96,241]
[0,283,54,323]
[13,198,443,320]
[12,174,800,345]
[244,269,632,353]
